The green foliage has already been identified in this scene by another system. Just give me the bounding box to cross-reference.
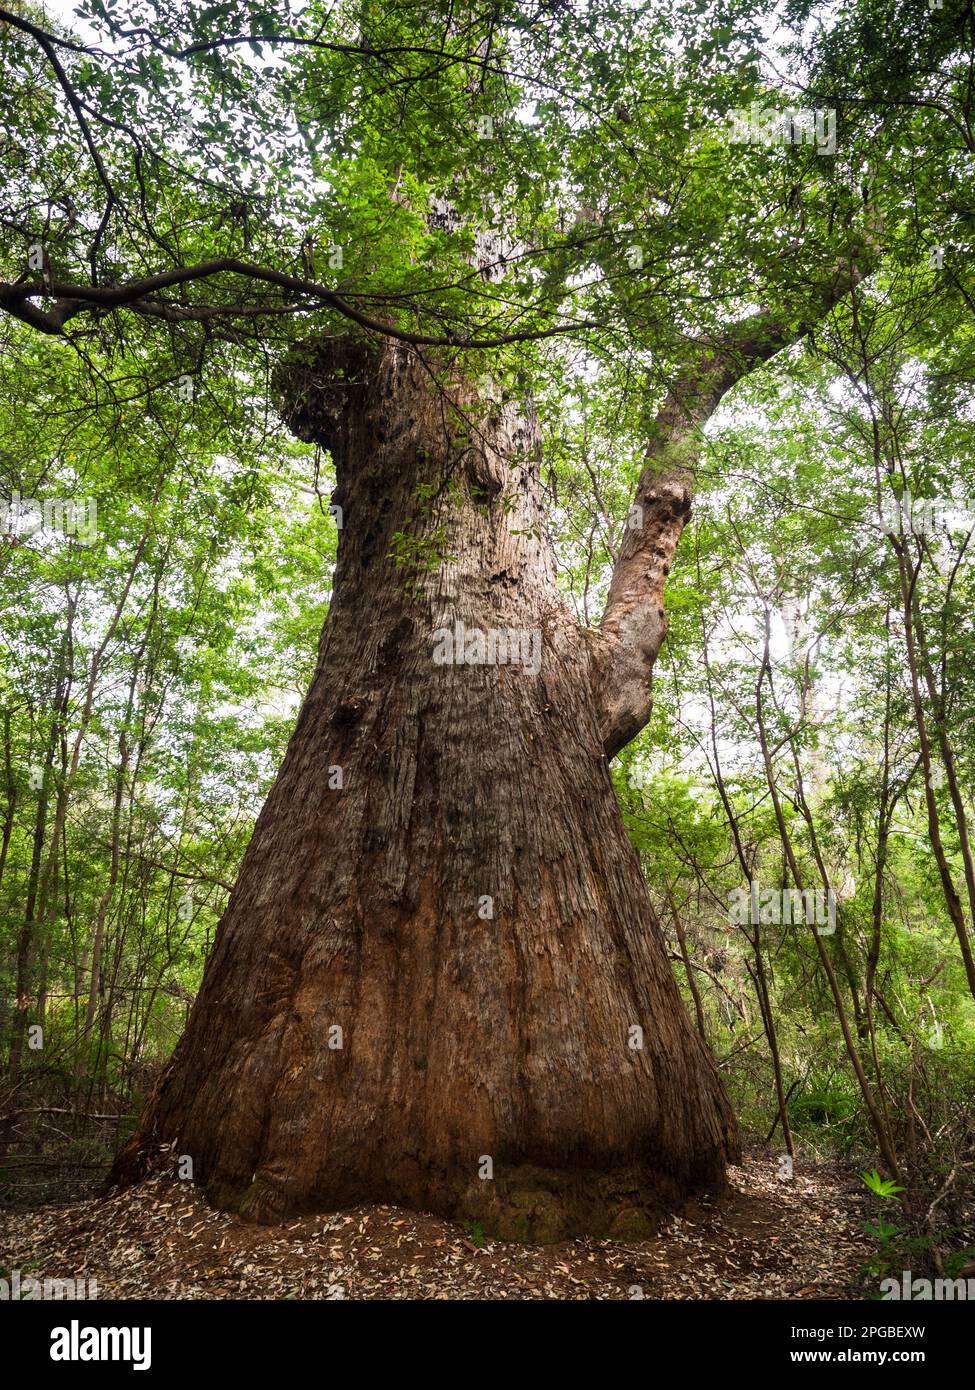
[862,1170,905,1201]
[0,0,972,1267]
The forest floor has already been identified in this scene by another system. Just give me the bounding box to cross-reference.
[0,1150,876,1299]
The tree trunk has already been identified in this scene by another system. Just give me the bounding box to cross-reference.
[111,337,737,1239]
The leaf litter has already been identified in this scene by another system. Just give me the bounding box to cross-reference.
[0,1151,871,1301]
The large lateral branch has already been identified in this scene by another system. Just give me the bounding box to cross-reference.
[594,277,866,760]
[593,453,693,761]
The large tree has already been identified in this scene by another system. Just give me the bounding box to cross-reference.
[109,307,862,1237]
[2,0,967,1235]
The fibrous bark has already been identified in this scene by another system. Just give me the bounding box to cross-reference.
[111,337,739,1239]
[111,255,867,1237]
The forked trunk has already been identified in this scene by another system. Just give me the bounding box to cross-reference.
[112,338,737,1240]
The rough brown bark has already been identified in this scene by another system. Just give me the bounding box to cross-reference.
[111,337,738,1239]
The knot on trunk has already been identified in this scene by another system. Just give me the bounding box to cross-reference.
[467,442,507,499]
[274,336,381,452]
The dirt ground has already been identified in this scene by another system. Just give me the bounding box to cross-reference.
[0,1150,874,1301]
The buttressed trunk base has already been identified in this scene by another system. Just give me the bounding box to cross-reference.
[111,337,738,1241]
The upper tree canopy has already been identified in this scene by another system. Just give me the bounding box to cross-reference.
[1,1,967,366]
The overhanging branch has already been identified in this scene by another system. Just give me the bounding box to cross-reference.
[0,258,600,349]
